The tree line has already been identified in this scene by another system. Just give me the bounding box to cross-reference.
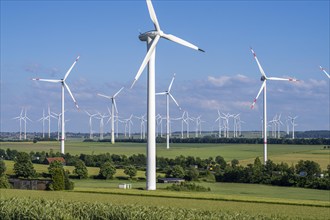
[1,148,329,190]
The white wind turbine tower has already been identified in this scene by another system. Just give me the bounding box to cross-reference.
[135,115,147,139]
[32,56,80,154]
[98,87,124,144]
[319,66,330,78]
[51,111,62,140]
[173,111,186,139]
[124,115,134,138]
[156,114,163,137]
[95,113,108,140]
[85,110,97,139]
[215,110,222,138]
[288,116,298,139]
[250,48,298,164]
[276,114,283,138]
[130,0,204,190]
[12,108,24,140]
[38,109,47,138]
[184,111,194,138]
[156,73,181,149]
[22,108,32,140]
[46,106,52,139]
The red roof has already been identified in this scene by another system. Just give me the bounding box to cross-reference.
[46,157,65,164]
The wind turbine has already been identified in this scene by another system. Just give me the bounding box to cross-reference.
[32,56,80,154]
[38,109,47,138]
[51,111,62,141]
[85,110,97,139]
[135,115,147,139]
[22,108,32,140]
[320,66,330,78]
[98,87,124,144]
[156,74,181,149]
[288,116,298,139]
[12,108,24,140]
[130,0,204,190]
[215,110,223,138]
[124,115,134,138]
[250,48,298,164]
[95,113,108,140]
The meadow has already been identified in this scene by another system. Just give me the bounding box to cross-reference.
[1,141,329,169]
[1,141,329,219]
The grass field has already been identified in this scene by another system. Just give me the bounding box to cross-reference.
[1,141,329,169]
[1,141,330,219]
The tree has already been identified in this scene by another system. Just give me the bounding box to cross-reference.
[49,168,65,191]
[124,165,137,179]
[99,161,116,179]
[185,167,199,181]
[166,165,185,178]
[73,160,88,179]
[215,156,227,169]
[48,160,64,176]
[0,159,6,176]
[295,160,321,178]
[231,159,239,168]
[13,152,36,178]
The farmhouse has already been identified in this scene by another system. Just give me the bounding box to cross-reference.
[158,178,185,183]
[45,157,66,165]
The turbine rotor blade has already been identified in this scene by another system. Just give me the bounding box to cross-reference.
[268,77,298,81]
[113,87,124,98]
[168,73,176,92]
[250,48,267,78]
[162,33,205,52]
[63,56,80,81]
[32,78,61,83]
[155,92,167,95]
[146,0,160,31]
[320,66,330,78]
[131,34,160,88]
[64,82,79,109]
[113,99,118,114]
[169,93,181,110]
[251,81,266,109]
[97,93,111,99]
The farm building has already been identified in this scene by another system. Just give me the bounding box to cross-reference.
[45,157,66,165]
[158,178,185,183]
[9,178,52,190]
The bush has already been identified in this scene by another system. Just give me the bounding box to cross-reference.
[166,182,211,192]
[0,175,11,189]
[124,165,137,179]
[185,167,199,181]
[49,168,65,191]
[73,160,88,179]
[98,162,116,179]
[0,159,6,176]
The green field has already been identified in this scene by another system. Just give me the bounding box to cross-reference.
[1,141,329,219]
[1,141,329,169]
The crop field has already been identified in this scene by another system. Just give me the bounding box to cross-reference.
[0,185,329,219]
[1,141,329,169]
[1,141,329,219]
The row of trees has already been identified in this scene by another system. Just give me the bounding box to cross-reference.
[1,148,329,190]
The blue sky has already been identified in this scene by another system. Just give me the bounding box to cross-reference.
[1,0,329,134]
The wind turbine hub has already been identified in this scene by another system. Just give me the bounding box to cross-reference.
[139,31,159,41]
[260,76,266,81]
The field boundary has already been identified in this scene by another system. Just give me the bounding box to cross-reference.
[73,189,330,208]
